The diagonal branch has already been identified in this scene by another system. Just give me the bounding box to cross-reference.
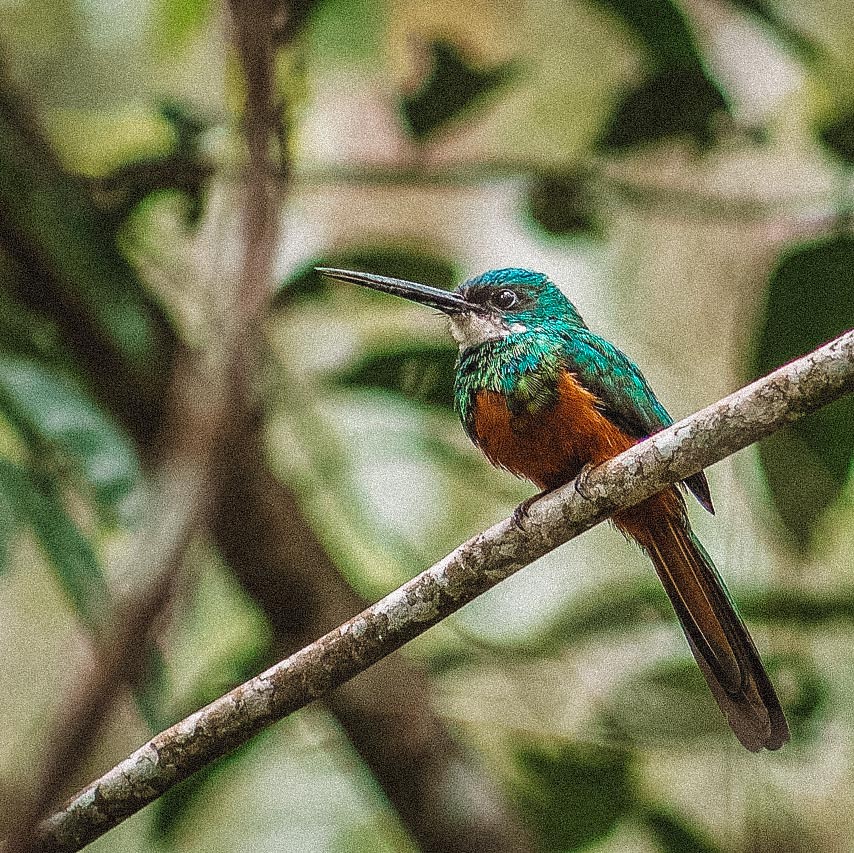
[24,329,854,852]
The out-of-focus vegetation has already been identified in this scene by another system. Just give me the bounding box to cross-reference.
[1,0,853,851]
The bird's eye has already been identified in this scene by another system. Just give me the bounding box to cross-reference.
[493,289,518,310]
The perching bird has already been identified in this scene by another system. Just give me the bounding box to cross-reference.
[317,265,789,752]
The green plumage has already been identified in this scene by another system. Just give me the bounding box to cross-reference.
[317,263,788,750]
[451,268,713,512]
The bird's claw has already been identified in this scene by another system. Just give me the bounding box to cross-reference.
[512,490,549,531]
[574,463,600,500]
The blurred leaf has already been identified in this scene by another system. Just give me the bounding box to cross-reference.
[0,355,140,519]
[275,247,458,308]
[332,822,412,853]
[604,651,827,746]
[593,0,702,69]
[751,235,854,551]
[306,0,384,64]
[0,264,66,364]
[93,101,212,229]
[0,458,108,629]
[525,171,601,238]
[726,1,820,62]
[542,579,671,654]
[758,587,854,626]
[133,646,173,734]
[151,640,273,842]
[745,806,819,853]
[150,0,213,55]
[769,652,829,742]
[512,741,634,851]
[641,806,722,853]
[593,0,735,151]
[274,0,324,45]
[332,343,458,410]
[540,576,854,661]
[0,83,178,449]
[400,39,515,140]
[0,477,16,574]
[603,657,733,744]
[0,93,177,376]
[598,67,730,151]
[817,107,854,166]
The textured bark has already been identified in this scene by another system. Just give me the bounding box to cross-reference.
[28,328,854,853]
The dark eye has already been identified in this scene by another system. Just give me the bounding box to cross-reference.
[493,289,518,310]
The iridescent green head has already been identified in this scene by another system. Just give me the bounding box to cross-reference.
[315,266,586,352]
[451,268,586,350]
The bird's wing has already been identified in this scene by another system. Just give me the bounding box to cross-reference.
[563,331,714,513]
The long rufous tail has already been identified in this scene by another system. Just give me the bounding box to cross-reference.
[618,493,789,751]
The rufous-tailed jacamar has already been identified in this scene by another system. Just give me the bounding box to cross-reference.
[318,266,789,752]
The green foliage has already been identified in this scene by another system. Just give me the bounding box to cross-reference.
[530,578,854,665]
[275,247,458,307]
[751,235,854,551]
[0,480,14,574]
[275,0,325,45]
[641,807,723,853]
[604,651,827,745]
[399,40,515,140]
[96,101,212,229]
[593,0,702,70]
[817,107,854,166]
[604,657,732,744]
[133,645,173,734]
[591,1,735,150]
[525,171,601,238]
[0,355,139,519]
[773,652,830,742]
[306,0,383,63]
[512,741,634,851]
[598,67,730,151]
[332,343,458,410]
[0,458,108,629]
[541,579,672,654]
[726,0,820,62]
[299,250,460,411]
[150,0,213,55]
[0,96,176,377]
[0,272,65,364]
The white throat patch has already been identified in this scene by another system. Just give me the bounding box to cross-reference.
[448,313,527,350]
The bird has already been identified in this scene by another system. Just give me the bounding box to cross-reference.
[317,265,789,752]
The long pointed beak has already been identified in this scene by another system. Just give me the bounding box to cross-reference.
[316,267,479,314]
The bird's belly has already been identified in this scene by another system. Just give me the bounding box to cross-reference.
[470,370,635,490]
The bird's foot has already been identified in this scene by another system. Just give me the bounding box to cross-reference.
[574,463,601,501]
[511,490,551,531]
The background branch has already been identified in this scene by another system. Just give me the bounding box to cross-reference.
[30,328,854,853]
[0,25,536,853]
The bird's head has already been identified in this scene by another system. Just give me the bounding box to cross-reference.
[316,266,584,351]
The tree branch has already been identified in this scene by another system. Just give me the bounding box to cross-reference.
[26,329,854,852]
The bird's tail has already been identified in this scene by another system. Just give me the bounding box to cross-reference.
[617,493,789,752]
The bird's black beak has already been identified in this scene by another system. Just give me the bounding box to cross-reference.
[316,267,479,315]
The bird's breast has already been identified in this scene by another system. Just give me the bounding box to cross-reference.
[469,368,635,490]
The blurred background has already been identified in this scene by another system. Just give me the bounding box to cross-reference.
[1,0,853,851]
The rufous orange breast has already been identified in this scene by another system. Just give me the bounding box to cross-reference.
[470,369,635,491]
